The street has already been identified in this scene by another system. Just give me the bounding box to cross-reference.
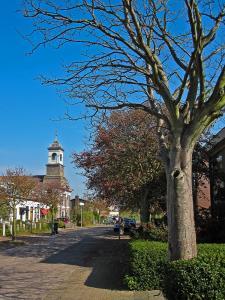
[0,226,164,300]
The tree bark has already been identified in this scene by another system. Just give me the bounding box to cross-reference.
[51,207,55,234]
[166,146,197,260]
[140,187,150,225]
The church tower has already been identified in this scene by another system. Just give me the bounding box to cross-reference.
[45,135,65,179]
[43,134,72,218]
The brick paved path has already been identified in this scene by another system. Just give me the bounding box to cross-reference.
[0,227,165,300]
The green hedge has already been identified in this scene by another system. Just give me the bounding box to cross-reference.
[125,240,225,300]
[124,241,167,290]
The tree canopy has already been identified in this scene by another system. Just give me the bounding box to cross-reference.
[0,168,36,240]
[73,109,165,220]
[23,0,225,259]
[23,0,225,143]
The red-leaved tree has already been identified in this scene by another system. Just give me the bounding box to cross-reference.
[73,110,165,223]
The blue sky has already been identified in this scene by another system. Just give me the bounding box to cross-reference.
[0,1,88,196]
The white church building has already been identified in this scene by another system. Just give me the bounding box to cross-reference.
[14,136,72,222]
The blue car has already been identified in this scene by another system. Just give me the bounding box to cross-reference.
[123,218,136,232]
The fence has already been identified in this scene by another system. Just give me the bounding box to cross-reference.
[0,221,52,236]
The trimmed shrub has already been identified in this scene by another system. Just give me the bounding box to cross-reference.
[125,241,225,300]
[163,259,225,300]
[124,240,167,290]
[163,244,225,299]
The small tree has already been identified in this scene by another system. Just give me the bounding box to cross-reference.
[91,198,109,223]
[0,168,36,241]
[36,181,64,234]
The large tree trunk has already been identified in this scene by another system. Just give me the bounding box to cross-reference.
[140,187,150,225]
[166,146,197,261]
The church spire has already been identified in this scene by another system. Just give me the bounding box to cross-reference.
[54,129,58,142]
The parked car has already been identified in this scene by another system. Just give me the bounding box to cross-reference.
[123,218,136,233]
[113,218,136,234]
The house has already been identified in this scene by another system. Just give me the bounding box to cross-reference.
[194,127,225,221]
[208,128,225,221]
[70,195,87,209]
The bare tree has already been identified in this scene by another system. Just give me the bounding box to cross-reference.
[23,0,225,260]
[0,168,36,241]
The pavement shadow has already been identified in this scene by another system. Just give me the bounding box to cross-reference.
[41,229,130,290]
[0,227,130,291]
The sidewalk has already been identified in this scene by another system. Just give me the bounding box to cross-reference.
[43,228,165,300]
[45,269,165,300]
[0,227,165,300]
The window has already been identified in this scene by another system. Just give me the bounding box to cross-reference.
[52,153,57,161]
[60,154,62,161]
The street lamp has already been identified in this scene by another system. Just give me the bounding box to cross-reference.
[79,202,84,227]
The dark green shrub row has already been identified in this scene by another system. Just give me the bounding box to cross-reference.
[125,240,225,300]
[124,240,167,290]
[130,226,168,242]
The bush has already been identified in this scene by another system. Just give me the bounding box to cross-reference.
[131,225,168,242]
[125,241,225,300]
[203,219,225,243]
[57,220,65,228]
[71,209,95,226]
[124,240,167,290]
[82,210,94,226]
[164,244,225,300]
[31,221,51,233]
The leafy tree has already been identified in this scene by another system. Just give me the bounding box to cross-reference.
[24,0,225,260]
[90,198,109,223]
[73,109,165,224]
[0,168,36,240]
[35,181,64,234]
